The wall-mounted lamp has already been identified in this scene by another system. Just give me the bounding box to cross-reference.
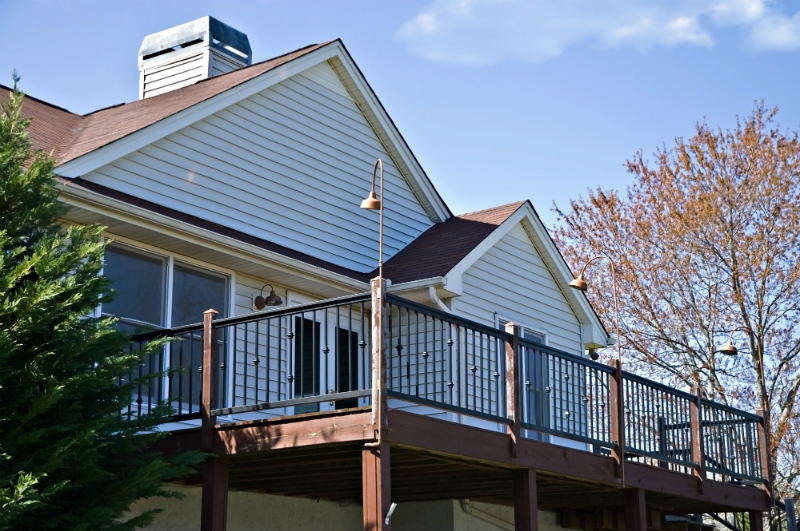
[254,283,283,310]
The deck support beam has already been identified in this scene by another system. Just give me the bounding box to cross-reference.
[201,456,229,531]
[514,469,538,531]
[749,511,764,531]
[363,442,391,531]
[623,488,647,531]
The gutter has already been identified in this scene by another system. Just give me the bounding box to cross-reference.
[460,499,514,531]
[386,277,453,313]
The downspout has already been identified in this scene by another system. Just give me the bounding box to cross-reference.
[460,499,515,531]
[429,286,450,313]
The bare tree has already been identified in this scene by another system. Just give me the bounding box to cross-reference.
[552,104,800,494]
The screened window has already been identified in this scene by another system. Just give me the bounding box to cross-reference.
[171,262,229,326]
[102,242,229,331]
[103,243,166,333]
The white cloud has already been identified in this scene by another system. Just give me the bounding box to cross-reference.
[395,0,799,65]
[750,12,800,49]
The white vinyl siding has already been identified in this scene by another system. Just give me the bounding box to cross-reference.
[456,223,582,354]
[84,60,434,273]
[142,51,207,99]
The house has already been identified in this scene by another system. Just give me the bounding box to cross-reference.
[9,16,774,531]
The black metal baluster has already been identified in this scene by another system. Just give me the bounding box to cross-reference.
[348,304,353,396]
[324,308,329,401]
[423,314,429,399]
[266,318,271,403]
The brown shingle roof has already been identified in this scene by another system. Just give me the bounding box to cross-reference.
[1,87,83,159]
[380,201,525,284]
[4,42,331,165]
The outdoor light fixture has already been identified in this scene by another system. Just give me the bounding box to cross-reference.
[569,256,622,362]
[718,327,748,356]
[254,283,283,310]
[360,158,385,280]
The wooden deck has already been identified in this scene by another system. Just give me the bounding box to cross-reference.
[153,406,771,531]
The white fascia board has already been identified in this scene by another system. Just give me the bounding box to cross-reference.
[56,44,339,178]
[387,276,445,293]
[443,202,609,346]
[326,49,450,223]
[59,183,368,293]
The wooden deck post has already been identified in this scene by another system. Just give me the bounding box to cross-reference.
[749,510,764,531]
[201,308,219,451]
[363,442,391,531]
[505,323,522,457]
[690,387,705,493]
[201,456,229,531]
[513,469,538,531]
[608,359,625,482]
[755,408,772,496]
[371,278,388,439]
[623,488,647,531]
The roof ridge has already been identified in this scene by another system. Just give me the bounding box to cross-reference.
[0,84,77,115]
[457,200,526,219]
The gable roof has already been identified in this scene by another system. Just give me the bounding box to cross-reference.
[380,201,525,284]
[3,42,330,164]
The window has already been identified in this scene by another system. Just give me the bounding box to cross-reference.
[102,242,229,330]
[102,244,167,334]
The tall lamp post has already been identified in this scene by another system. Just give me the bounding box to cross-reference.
[568,255,622,363]
[360,158,386,448]
[360,159,384,280]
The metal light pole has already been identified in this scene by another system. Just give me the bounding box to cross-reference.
[360,159,384,280]
[568,255,622,363]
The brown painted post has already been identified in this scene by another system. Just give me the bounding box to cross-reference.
[656,416,668,468]
[513,469,538,531]
[607,359,625,482]
[506,323,522,457]
[755,408,772,496]
[623,488,647,531]
[749,510,764,531]
[201,309,219,451]
[201,456,229,531]
[363,442,391,531]
[690,387,705,493]
[371,278,388,439]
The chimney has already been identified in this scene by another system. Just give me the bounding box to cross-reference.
[137,16,252,99]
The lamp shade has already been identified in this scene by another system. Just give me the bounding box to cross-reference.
[569,275,588,292]
[255,284,283,310]
[719,340,738,356]
[360,191,382,210]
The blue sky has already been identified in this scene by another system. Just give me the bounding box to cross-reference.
[1,0,798,227]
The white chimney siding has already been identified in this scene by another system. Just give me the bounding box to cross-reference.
[138,16,252,99]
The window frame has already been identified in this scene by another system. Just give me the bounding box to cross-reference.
[99,233,235,330]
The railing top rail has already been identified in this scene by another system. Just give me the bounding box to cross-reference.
[519,337,615,373]
[621,371,697,401]
[212,291,372,328]
[385,293,512,341]
[701,397,763,422]
[130,321,203,342]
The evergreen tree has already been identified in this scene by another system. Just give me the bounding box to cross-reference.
[0,76,204,530]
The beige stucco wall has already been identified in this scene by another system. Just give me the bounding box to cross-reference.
[127,486,562,531]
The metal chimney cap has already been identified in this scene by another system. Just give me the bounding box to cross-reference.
[138,16,251,66]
